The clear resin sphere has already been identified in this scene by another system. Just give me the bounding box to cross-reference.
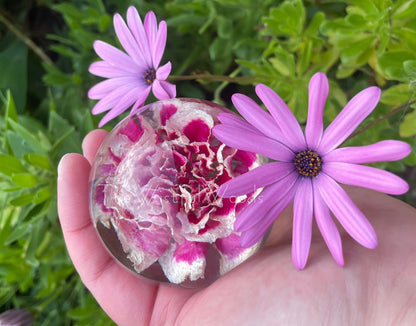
[89,98,265,286]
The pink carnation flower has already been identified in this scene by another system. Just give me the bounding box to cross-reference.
[88,7,176,127]
[213,72,411,270]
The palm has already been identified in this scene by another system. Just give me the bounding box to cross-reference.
[58,130,416,326]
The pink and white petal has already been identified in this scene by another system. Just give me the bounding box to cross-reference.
[127,6,152,67]
[218,162,294,197]
[217,113,259,133]
[158,241,209,284]
[323,162,409,195]
[130,86,152,114]
[215,233,261,275]
[152,79,176,100]
[213,124,294,162]
[235,172,298,232]
[156,62,171,80]
[316,173,378,249]
[231,93,284,142]
[318,87,381,154]
[144,11,158,56]
[152,20,167,68]
[323,140,412,164]
[88,76,139,99]
[313,186,344,266]
[305,72,328,150]
[113,13,147,66]
[292,178,313,270]
[89,61,128,78]
[240,183,296,248]
[93,41,139,73]
[255,84,306,151]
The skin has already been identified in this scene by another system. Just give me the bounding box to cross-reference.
[57,129,416,326]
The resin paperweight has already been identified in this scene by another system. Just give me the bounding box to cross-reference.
[89,98,265,286]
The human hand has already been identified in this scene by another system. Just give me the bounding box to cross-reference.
[57,129,416,326]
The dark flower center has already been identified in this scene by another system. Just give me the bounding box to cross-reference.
[294,149,322,178]
[143,68,156,85]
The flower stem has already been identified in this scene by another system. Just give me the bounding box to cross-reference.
[169,74,258,84]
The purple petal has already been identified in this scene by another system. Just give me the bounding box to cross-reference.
[231,93,284,142]
[113,13,146,66]
[313,186,344,266]
[316,173,377,249]
[89,61,127,78]
[152,20,167,68]
[323,140,412,164]
[240,183,296,248]
[130,86,152,113]
[127,6,152,67]
[318,87,381,154]
[213,124,294,162]
[255,84,306,151]
[152,79,176,100]
[218,162,294,197]
[93,40,138,73]
[235,172,298,232]
[292,178,313,270]
[217,113,260,133]
[305,72,328,150]
[323,162,409,195]
[88,77,139,99]
[144,11,157,58]
[156,62,171,80]
[91,83,134,114]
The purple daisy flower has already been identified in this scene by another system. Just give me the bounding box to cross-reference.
[88,7,176,127]
[213,72,411,270]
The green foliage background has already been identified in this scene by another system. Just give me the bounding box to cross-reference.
[0,0,415,324]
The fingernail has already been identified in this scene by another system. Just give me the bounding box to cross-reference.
[57,154,70,180]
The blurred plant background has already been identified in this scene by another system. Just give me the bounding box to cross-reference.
[0,0,415,324]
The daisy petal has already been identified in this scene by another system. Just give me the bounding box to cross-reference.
[318,87,381,154]
[213,125,294,162]
[218,162,294,197]
[313,187,344,266]
[156,62,171,80]
[89,61,128,78]
[217,113,259,133]
[113,13,146,66]
[130,86,152,114]
[231,93,284,142]
[255,84,306,151]
[305,72,328,150]
[323,140,412,164]
[144,11,158,55]
[93,41,138,73]
[240,184,296,248]
[152,20,167,68]
[127,6,152,67]
[316,173,377,249]
[292,178,313,270]
[235,172,298,232]
[152,79,176,100]
[91,83,135,114]
[88,77,139,99]
[323,162,409,195]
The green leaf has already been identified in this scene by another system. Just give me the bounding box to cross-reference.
[0,154,27,176]
[263,0,305,37]
[4,90,18,123]
[400,109,416,137]
[380,83,414,105]
[378,50,416,80]
[269,47,295,77]
[9,193,35,207]
[23,153,52,170]
[11,173,39,188]
[403,60,416,79]
[33,188,51,204]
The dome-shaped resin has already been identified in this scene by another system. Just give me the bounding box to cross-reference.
[89,98,265,286]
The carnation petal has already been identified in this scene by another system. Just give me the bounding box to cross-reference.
[89,61,127,78]
[305,72,328,150]
[231,93,284,142]
[313,187,344,266]
[318,87,381,154]
[93,40,138,73]
[213,124,294,162]
[235,172,298,232]
[316,173,378,249]
[255,84,306,151]
[156,62,171,80]
[152,79,176,100]
[127,6,152,67]
[323,162,409,195]
[218,162,294,197]
[217,113,259,133]
[152,20,167,68]
[323,140,412,164]
[292,178,313,270]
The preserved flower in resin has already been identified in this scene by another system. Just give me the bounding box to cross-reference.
[89,98,264,284]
